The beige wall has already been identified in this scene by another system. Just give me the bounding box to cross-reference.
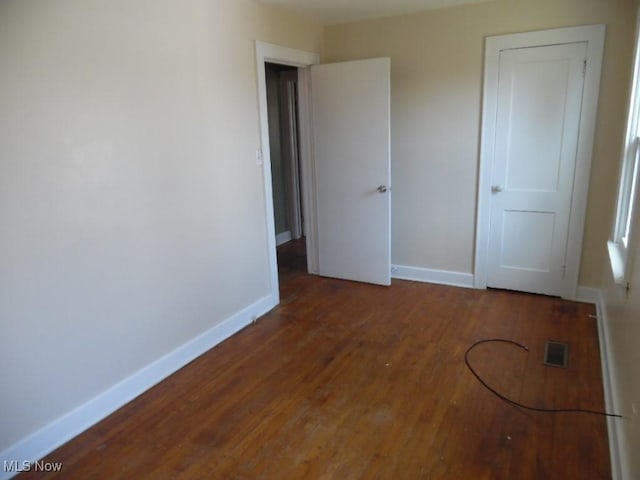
[603,253,640,477]
[0,0,322,452]
[324,0,636,284]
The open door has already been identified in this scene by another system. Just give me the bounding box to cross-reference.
[311,58,391,286]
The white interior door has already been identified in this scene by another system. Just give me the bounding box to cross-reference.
[311,58,391,285]
[487,43,587,296]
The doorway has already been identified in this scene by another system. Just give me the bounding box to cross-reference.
[255,42,319,307]
[255,42,392,308]
[264,62,308,285]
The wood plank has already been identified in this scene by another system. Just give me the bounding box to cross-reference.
[18,243,611,479]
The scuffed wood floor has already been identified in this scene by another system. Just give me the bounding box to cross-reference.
[19,239,610,479]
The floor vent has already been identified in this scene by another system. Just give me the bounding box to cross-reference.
[544,341,568,368]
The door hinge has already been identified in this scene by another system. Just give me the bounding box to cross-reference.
[582,60,587,77]
[562,265,567,278]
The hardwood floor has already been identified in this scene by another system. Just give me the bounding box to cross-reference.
[20,242,610,479]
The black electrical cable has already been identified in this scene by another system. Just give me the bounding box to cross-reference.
[464,338,622,418]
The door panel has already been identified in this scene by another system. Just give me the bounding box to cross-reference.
[504,59,569,192]
[487,43,587,296]
[500,210,555,271]
[311,58,391,285]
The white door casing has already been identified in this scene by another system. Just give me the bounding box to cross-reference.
[486,42,587,296]
[475,25,605,299]
[311,58,392,285]
[255,42,320,307]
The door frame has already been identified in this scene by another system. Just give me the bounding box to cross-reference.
[255,42,320,305]
[474,25,605,299]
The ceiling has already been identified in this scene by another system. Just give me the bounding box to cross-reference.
[256,0,496,25]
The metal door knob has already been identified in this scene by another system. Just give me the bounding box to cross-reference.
[377,185,390,193]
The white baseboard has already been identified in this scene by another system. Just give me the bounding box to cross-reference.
[592,289,630,480]
[275,231,292,246]
[0,293,276,480]
[391,264,474,289]
[575,286,600,304]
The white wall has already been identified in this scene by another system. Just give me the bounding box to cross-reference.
[601,7,640,475]
[0,0,322,454]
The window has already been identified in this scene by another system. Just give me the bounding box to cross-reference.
[609,13,640,284]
